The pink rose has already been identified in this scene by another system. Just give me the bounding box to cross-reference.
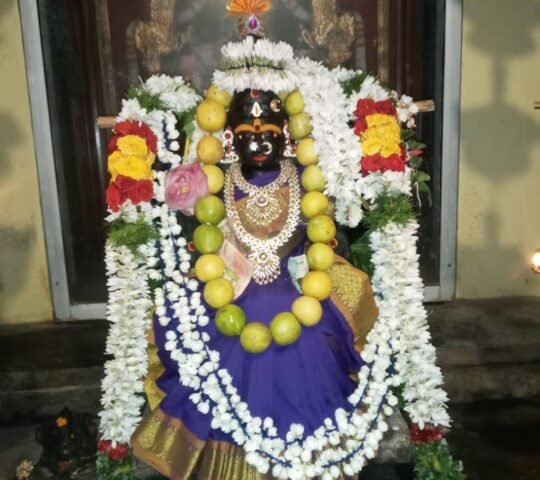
[165,163,209,215]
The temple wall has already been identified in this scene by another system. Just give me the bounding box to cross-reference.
[456,0,540,298]
[0,1,52,323]
[1,0,539,324]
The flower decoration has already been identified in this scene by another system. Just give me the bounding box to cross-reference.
[99,62,455,479]
[226,0,272,15]
[108,120,158,154]
[354,98,407,176]
[106,175,153,212]
[164,162,209,214]
[409,424,445,444]
[97,440,130,461]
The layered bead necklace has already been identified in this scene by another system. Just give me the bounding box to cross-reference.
[223,159,301,285]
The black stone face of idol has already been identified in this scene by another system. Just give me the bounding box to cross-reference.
[228,89,286,177]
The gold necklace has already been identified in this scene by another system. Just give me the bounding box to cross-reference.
[229,162,289,226]
[224,160,301,285]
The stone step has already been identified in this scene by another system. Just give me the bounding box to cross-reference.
[1,297,539,423]
[428,297,540,366]
[428,297,540,403]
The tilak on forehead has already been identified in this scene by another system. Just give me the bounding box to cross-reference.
[229,88,285,135]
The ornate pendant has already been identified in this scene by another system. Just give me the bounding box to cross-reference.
[245,191,281,226]
[249,249,281,285]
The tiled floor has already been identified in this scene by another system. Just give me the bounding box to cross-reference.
[1,398,539,480]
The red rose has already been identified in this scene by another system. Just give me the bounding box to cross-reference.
[109,443,130,461]
[377,99,397,116]
[108,120,158,154]
[129,179,154,204]
[387,153,406,172]
[106,182,123,212]
[354,99,378,119]
[361,153,384,175]
[106,176,154,210]
[354,117,368,136]
[361,152,406,176]
[409,424,445,444]
[97,439,112,454]
[97,439,130,461]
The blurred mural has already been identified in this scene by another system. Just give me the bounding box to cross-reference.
[102,0,382,100]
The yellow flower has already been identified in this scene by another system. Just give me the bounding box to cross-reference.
[108,150,155,181]
[116,135,149,157]
[362,114,402,158]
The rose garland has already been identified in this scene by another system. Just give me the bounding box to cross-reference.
[98,47,460,479]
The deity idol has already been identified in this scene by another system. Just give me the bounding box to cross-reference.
[100,3,456,478]
[130,84,379,479]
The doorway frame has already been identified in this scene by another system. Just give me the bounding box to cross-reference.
[19,0,462,320]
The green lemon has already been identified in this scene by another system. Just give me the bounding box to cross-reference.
[300,191,329,219]
[288,113,313,140]
[240,322,272,354]
[206,84,232,107]
[196,99,227,133]
[195,195,225,225]
[203,278,234,309]
[193,224,224,254]
[215,304,246,336]
[296,138,319,166]
[307,215,336,244]
[306,242,335,271]
[292,296,323,327]
[301,271,332,301]
[194,254,225,283]
[285,90,305,116]
[270,312,302,346]
[301,165,326,192]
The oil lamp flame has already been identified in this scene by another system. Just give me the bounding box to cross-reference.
[532,248,540,274]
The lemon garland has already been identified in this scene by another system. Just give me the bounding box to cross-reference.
[192,89,337,354]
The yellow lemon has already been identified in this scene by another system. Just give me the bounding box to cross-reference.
[193,224,224,254]
[195,195,225,225]
[306,243,335,271]
[301,271,333,301]
[196,99,227,133]
[288,113,313,140]
[202,164,225,194]
[285,90,305,116]
[215,304,246,336]
[197,135,224,165]
[270,312,302,346]
[307,215,336,244]
[301,192,329,219]
[203,278,234,309]
[301,165,326,192]
[195,254,225,283]
[291,296,323,327]
[295,138,319,166]
[206,84,232,107]
[240,322,272,354]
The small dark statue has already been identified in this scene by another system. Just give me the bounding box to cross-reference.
[30,407,97,479]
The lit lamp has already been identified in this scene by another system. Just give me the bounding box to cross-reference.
[532,248,540,274]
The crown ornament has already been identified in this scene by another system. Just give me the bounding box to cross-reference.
[227,0,273,37]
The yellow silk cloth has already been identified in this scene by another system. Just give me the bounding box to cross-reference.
[132,408,267,479]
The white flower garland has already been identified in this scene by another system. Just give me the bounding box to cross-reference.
[98,242,153,445]
[99,55,451,478]
[291,58,364,227]
[99,78,198,445]
[214,36,297,94]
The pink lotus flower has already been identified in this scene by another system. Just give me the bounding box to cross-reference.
[165,163,209,215]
